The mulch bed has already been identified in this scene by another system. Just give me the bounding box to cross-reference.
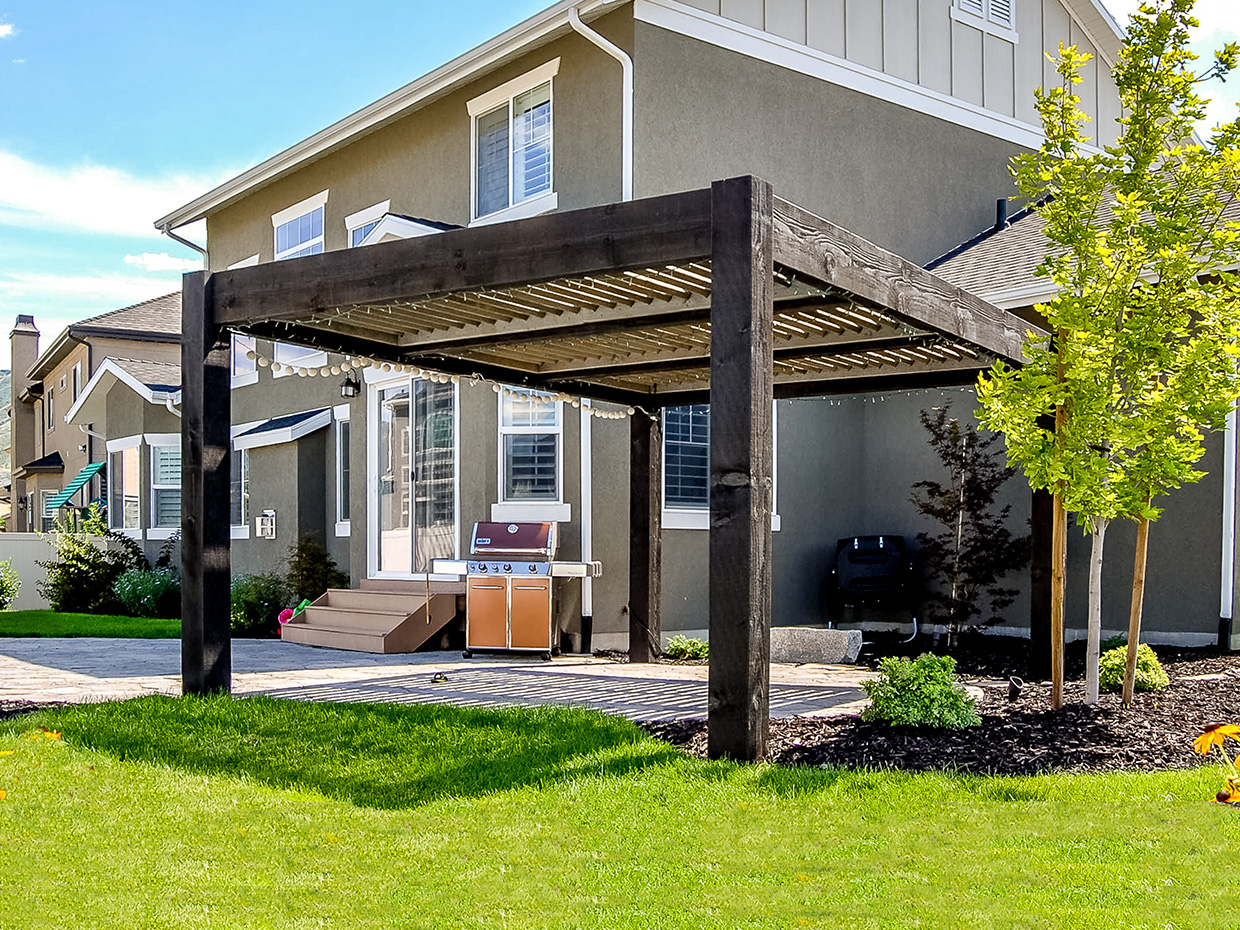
[643,638,1240,776]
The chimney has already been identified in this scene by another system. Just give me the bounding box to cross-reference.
[10,315,40,528]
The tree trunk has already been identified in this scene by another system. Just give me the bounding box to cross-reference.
[1123,515,1151,706]
[1084,516,1109,705]
[1051,493,1068,710]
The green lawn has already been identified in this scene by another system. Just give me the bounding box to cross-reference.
[0,609,179,638]
[1,696,1236,928]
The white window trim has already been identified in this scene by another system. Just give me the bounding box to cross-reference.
[365,375,462,580]
[662,401,781,532]
[148,440,181,533]
[334,404,351,537]
[345,200,391,247]
[950,2,1019,42]
[359,214,453,245]
[72,362,82,402]
[271,190,330,229]
[468,58,560,224]
[231,333,258,389]
[106,434,143,454]
[231,447,250,538]
[106,438,142,535]
[271,342,329,378]
[497,389,563,507]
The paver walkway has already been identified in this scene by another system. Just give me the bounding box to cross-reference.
[0,638,875,721]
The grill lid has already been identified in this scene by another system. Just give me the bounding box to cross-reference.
[470,521,558,559]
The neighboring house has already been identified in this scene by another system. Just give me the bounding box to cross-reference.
[155,0,1225,652]
[8,295,182,536]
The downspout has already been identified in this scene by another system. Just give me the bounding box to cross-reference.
[569,6,633,650]
[165,396,182,419]
[1222,408,1236,648]
[568,6,633,202]
[159,225,208,269]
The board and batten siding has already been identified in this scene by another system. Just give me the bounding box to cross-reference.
[673,0,1121,146]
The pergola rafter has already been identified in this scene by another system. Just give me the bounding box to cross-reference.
[182,176,1045,762]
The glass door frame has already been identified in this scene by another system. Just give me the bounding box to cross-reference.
[365,370,461,580]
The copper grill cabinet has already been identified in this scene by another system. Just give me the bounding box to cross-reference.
[433,522,601,659]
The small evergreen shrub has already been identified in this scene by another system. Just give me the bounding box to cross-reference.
[38,505,147,613]
[1101,635,1129,652]
[113,568,181,619]
[0,559,21,610]
[286,535,348,604]
[664,635,709,660]
[1099,643,1170,693]
[862,654,981,729]
[230,572,292,638]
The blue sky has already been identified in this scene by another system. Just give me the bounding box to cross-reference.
[0,0,1236,371]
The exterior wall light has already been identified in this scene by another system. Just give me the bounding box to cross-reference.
[340,375,361,398]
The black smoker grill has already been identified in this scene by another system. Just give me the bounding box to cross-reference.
[829,535,911,607]
[432,522,601,659]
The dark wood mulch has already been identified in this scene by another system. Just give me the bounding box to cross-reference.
[643,648,1240,776]
[0,700,61,723]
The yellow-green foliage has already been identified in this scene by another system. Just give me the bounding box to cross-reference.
[1099,643,1169,693]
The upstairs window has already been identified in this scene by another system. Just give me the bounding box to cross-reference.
[956,0,1014,30]
[272,190,328,261]
[469,60,559,222]
[499,389,560,502]
[346,200,391,248]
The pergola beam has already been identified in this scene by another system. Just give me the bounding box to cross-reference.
[772,197,1042,363]
[213,189,714,326]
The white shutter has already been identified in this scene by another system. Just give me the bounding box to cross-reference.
[989,0,1014,27]
[958,0,984,17]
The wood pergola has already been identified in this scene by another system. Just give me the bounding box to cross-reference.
[181,175,1044,761]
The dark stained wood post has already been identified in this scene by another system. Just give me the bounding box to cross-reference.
[181,271,233,694]
[1028,488,1053,681]
[707,176,775,762]
[628,413,663,662]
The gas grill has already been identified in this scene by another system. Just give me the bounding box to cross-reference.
[432,522,601,659]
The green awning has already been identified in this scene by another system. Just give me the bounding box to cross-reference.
[48,461,105,508]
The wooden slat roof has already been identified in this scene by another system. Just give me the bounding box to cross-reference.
[212,182,1045,407]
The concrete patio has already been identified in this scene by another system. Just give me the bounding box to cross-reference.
[0,639,876,723]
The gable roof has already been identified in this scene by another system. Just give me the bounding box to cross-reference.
[157,0,1125,232]
[64,357,182,428]
[29,293,182,381]
[232,408,332,450]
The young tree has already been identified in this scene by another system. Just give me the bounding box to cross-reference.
[977,0,1240,707]
[910,406,1030,649]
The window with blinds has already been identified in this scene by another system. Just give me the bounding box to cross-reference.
[151,445,181,528]
[474,80,552,220]
[500,389,560,501]
[664,405,711,509]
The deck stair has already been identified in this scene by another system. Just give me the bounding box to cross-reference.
[280,580,463,653]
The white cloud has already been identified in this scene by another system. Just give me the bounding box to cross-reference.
[124,252,203,273]
[0,271,179,305]
[0,150,226,239]
[0,24,14,39]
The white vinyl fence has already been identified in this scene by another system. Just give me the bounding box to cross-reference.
[0,533,57,610]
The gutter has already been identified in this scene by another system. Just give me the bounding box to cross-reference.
[160,224,208,270]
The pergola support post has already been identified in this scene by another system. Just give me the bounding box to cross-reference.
[707,176,775,762]
[181,270,233,695]
[628,413,663,662]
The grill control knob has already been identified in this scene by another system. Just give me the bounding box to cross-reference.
[478,563,488,573]
[504,563,512,573]
[529,564,537,573]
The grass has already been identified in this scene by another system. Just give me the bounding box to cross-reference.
[0,609,179,638]
[2,696,1238,929]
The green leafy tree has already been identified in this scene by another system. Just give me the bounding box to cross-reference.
[978,0,1240,706]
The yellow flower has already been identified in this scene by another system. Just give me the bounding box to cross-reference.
[0,750,14,757]
[1193,724,1240,755]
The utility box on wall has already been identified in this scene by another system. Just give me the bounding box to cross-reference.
[256,510,276,539]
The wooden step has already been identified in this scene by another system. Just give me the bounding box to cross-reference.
[280,589,460,654]
[360,578,464,595]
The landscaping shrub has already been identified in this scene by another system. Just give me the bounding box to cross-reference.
[230,572,293,638]
[113,568,181,619]
[1099,643,1170,693]
[664,635,709,660]
[286,535,348,604]
[38,505,147,613]
[0,559,20,610]
[861,653,981,729]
